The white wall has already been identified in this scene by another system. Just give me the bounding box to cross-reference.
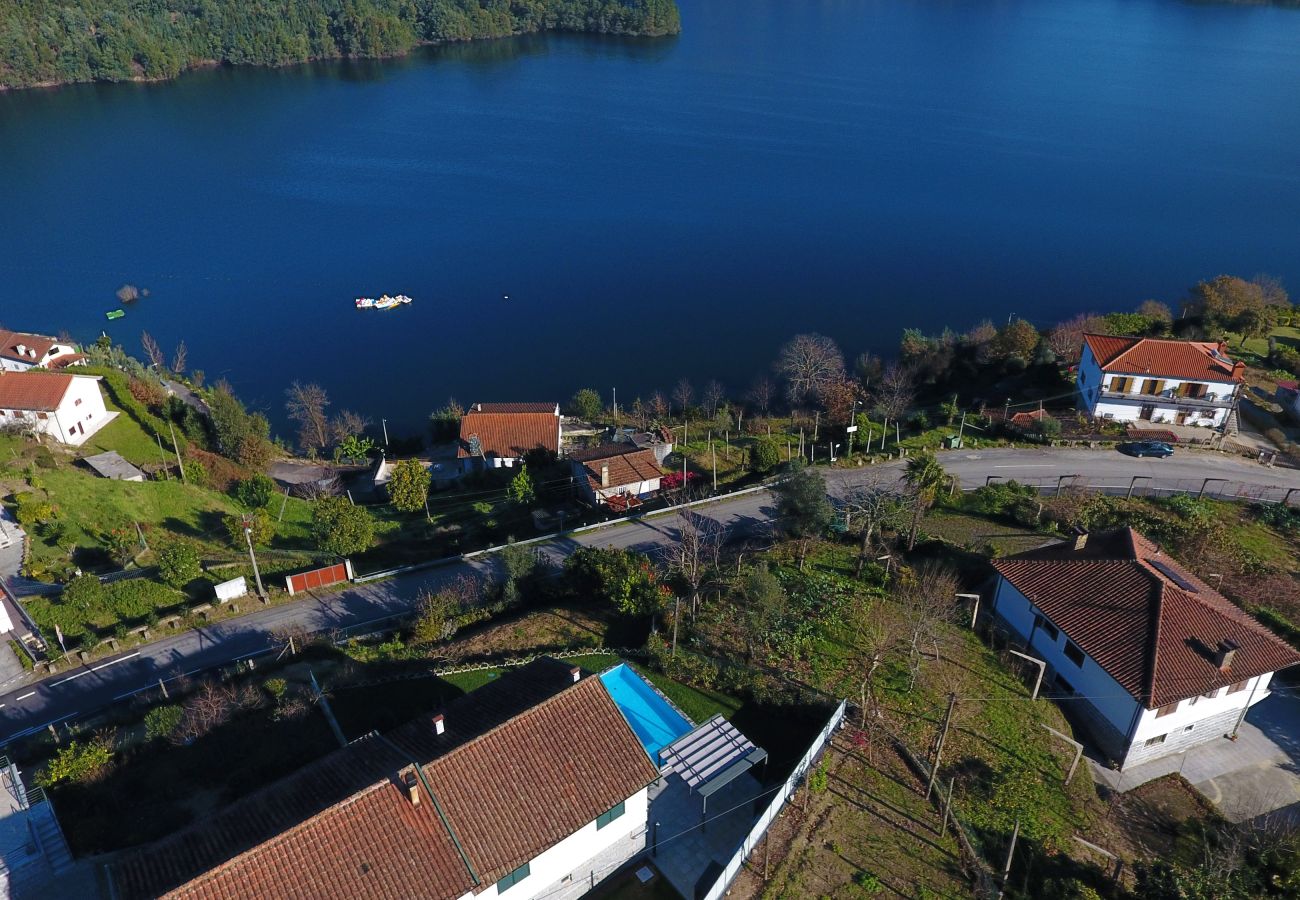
[471,786,649,900]
[0,341,78,372]
[994,579,1141,736]
[1076,340,1238,426]
[1130,673,1271,746]
[596,477,661,503]
[0,375,109,446]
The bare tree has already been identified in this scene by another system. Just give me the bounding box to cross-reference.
[775,333,845,405]
[853,352,883,392]
[843,479,909,578]
[649,392,669,423]
[174,680,238,744]
[285,381,331,452]
[1046,313,1106,364]
[116,284,140,303]
[869,363,917,421]
[141,331,165,370]
[702,380,725,418]
[330,409,372,444]
[171,340,188,375]
[663,509,727,622]
[747,377,776,416]
[672,379,694,417]
[894,562,960,689]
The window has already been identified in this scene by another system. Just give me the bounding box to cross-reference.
[1055,674,1075,695]
[37,412,48,420]
[596,801,626,830]
[496,862,531,893]
[1064,642,1085,668]
[1155,700,1179,718]
[1184,725,1195,732]
[1202,688,1220,700]
[1033,615,1059,642]
[1145,734,1167,747]
[74,397,82,406]
[1227,679,1250,695]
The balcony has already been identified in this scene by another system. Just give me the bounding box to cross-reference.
[1097,389,1234,410]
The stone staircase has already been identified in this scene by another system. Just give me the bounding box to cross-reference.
[1224,405,1240,436]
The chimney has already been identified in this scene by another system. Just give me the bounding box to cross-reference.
[475,403,482,412]
[1214,639,1240,672]
[28,348,36,358]
[403,770,421,806]
[1072,527,1088,551]
[15,344,25,356]
[600,464,610,488]
[433,713,445,735]
[569,666,581,683]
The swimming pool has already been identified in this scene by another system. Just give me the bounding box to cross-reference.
[600,664,693,765]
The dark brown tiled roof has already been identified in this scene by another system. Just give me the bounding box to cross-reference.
[0,329,61,363]
[0,371,73,411]
[113,659,658,900]
[993,528,1300,708]
[570,447,664,492]
[457,403,559,459]
[1082,334,1244,383]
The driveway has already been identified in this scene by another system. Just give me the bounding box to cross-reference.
[1091,689,1300,823]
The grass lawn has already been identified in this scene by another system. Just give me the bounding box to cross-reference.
[921,508,1054,557]
[81,411,169,467]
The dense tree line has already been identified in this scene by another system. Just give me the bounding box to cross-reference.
[0,0,680,89]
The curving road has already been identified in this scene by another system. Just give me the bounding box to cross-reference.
[2,446,1297,745]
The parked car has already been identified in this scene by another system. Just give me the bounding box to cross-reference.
[1119,440,1175,458]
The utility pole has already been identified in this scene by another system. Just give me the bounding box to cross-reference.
[957,410,967,446]
[156,435,170,479]
[243,514,267,602]
[813,411,820,442]
[382,418,389,447]
[711,440,717,492]
[169,422,186,484]
[612,386,617,418]
[927,693,958,800]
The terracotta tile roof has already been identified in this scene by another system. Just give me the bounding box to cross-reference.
[457,403,560,459]
[0,371,74,411]
[993,528,1300,708]
[46,352,85,369]
[1082,334,1244,383]
[0,329,61,363]
[113,659,658,900]
[570,446,664,492]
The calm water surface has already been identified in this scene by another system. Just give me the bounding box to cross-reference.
[2,0,1300,433]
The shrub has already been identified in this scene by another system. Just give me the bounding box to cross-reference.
[127,377,167,408]
[387,459,431,513]
[809,762,829,793]
[105,579,179,620]
[908,411,931,432]
[157,542,203,588]
[263,678,289,702]
[143,705,183,742]
[185,448,246,493]
[1031,415,1062,440]
[232,474,276,510]
[311,497,374,557]
[224,508,273,548]
[13,492,54,527]
[38,735,114,787]
[749,438,781,473]
[62,574,107,612]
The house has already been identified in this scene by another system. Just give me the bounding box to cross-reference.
[0,371,113,446]
[1076,334,1244,430]
[111,658,662,900]
[373,454,461,494]
[0,329,82,372]
[991,527,1300,770]
[82,450,145,482]
[569,446,664,510]
[458,403,561,470]
[621,426,675,465]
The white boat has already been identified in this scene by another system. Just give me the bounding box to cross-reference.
[356,294,412,310]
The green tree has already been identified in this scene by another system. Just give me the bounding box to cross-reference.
[387,458,431,513]
[994,319,1040,362]
[37,735,114,787]
[144,705,183,742]
[569,388,603,422]
[507,466,536,506]
[336,433,376,462]
[311,496,374,557]
[224,508,273,548]
[749,438,780,473]
[103,527,138,568]
[903,451,947,550]
[157,541,202,588]
[564,546,666,618]
[233,474,276,509]
[772,464,832,538]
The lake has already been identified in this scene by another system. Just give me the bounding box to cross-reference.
[2,0,1300,436]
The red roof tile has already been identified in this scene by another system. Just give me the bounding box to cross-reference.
[570,446,664,492]
[993,528,1300,708]
[0,329,62,363]
[458,404,560,459]
[0,371,74,411]
[1082,334,1244,383]
[113,659,658,900]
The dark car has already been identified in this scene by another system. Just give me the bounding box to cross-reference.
[1119,440,1175,458]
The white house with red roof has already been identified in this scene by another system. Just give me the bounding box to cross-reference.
[1077,334,1244,430]
[0,329,83,372]
[0,371,112,446]
[991,528,1300,770]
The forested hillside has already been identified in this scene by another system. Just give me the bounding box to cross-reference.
[0,0,681,89]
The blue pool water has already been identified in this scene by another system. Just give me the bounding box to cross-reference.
[600,664,693,764]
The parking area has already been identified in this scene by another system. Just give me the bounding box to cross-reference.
[1092,688,1300,823]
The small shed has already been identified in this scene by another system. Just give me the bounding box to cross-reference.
[214,576,248,603]
[82,450,145,482]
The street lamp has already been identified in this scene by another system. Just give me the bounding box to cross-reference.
[242,514,268,602]
[830,442,841,462]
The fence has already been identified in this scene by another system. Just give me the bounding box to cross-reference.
[696,699,846,900]
[977,473,1300,506]
[285,560,353,596]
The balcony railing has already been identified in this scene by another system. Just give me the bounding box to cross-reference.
[1098,390,1234,410]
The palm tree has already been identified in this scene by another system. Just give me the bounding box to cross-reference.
[904,450,947,550]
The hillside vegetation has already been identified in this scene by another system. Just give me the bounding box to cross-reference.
[0,0,681,89]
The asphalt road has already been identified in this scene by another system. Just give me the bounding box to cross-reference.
[2,446,1296,744]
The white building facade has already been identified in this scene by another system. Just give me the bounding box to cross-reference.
[1076,334,1243,430]
[0,330,81,372]
[0,373,112,446]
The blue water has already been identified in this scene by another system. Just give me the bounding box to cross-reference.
[3,0,1300,435]
[600,664,693,763]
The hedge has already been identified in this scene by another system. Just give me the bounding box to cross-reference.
[77,366,188,453]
